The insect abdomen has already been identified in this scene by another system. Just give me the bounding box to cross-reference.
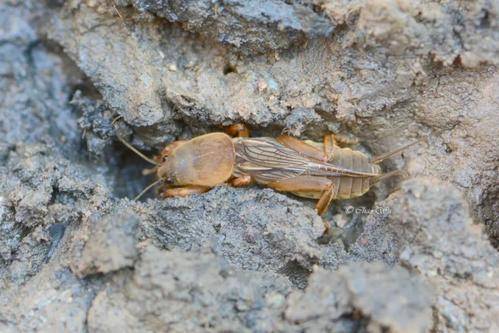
[330,147,381,199]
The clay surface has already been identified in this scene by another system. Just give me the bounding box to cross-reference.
[0,0,498,332]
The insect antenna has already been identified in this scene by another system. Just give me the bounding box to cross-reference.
[134,178,164,201]
[112,115,158,166]
[370,141,418,164]
[112,116,163,201]
[116,136,158,166]
[372,169,405,184]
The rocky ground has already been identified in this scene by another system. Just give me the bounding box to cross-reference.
[0,0,498,332]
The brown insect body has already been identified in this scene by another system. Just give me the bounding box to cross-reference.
[157,132,235,187]
[119,124,412,216]
[232,137,382,200]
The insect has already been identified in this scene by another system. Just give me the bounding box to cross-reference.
[117,124,415,217]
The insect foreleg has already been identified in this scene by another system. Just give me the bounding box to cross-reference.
[161,185,211,198]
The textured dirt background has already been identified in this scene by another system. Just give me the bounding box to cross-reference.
[0,0,498,332]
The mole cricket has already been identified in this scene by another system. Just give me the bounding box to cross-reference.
[117,123,415,218]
